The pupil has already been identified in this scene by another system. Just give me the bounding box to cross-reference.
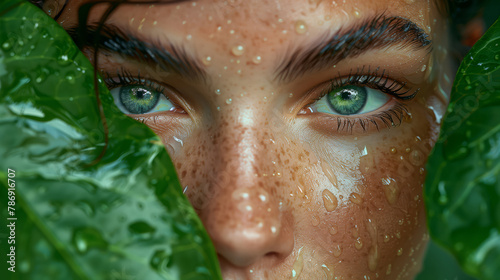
[340,89,357,100]
[134,88,150,100]
[327,86,367,115]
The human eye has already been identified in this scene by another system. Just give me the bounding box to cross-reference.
[105,69,181,115]
[304,67,418,132]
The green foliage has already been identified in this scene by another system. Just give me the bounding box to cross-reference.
[0,0,222,279]
[425,18,500,280]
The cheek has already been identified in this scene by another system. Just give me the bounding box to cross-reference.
[296,104,437,278]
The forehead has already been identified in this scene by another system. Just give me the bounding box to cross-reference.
[76,0,435,48]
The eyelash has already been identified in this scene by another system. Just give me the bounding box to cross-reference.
[312,66,417,132]
[103,68,167,95]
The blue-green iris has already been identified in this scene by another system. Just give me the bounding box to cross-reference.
[327,85,368,115]
[119,86,160,114]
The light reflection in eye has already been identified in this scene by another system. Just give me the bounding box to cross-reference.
[311,85,390,116]
[110,85,175,114]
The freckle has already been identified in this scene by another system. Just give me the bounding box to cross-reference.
[354,237,363,250]
[332,244,342,257]
[349,192,363,205]
[294,20,307,34]
[322,189,338,212]
[397,248,403,256]
[390,147,397,154]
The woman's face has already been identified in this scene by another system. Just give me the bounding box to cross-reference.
[55,0,453,279]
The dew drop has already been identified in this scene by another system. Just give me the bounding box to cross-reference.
[322,264,335,280]
[294,20,307,34]
[384,234,391,243]
[202,56,212,66]
[355,237,363,250]
[397,248,403,256]
[150,249,172,272]
[332,244,342,257]
[2,42,11,50]
[311,215,320,226]
[381,177,400,205]
[252,55,262,64]
[386,264,392,275]
[322,189,338,212]
[291,247,304,279]
[329,225,338,235]
[349,192,363,205]
[231,45,245,56]
[72,227,108,254]
[57,54,71,66]
[321,161,338,188]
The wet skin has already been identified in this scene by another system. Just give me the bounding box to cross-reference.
[52,0,454,279]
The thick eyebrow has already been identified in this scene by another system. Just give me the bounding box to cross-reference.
[65,24,206,80]
[274,15,432,82]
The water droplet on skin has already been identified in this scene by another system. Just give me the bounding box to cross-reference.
[405,147,411,153]
[321,161,338,188]
[252,55,262,64]
[231,45,245,56]
[355,237,363,250]
[384,234,391,242]
[390,147,397,154]
[381,177,400,205]
[398,219,404,226]
[352,225,359,238]
[395,231,401,239]
[226,98,232,104]
[386,264,392,275]
[289,93,294,98]
[322,264,335,280]
[291,247,304,279]
[421,64,427,72]
[397,248,403,256]
[332,244,342,257]
[349,192,363,205]
[294,20,307,34]
[202,56,212,66]
[409,149,424,166]
[329,225,338,235]
[367,219,378,271]
[311,215,320,226]
[408,247,415,256]
[322,189,338,212]
[215,89,221,95]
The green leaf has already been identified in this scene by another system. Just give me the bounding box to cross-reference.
[425,18,500,280]
[0,1,222,279]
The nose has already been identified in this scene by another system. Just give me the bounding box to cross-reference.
[193,114,294,268]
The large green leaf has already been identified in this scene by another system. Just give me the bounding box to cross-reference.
[0,0,222,279]
[425,18,500,280]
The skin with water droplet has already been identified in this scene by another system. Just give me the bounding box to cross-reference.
[231,45,245,56]
[366,219,378,271]
[294,20,307,34]
[290,248,304,279]
[332,244,342,257]
[322,264,335,280]
[349,192,363,205]
[322,189,338,212]
[355,237,363,250]
[382,177,400,205]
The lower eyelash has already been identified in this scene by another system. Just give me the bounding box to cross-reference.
[334,103,409,133]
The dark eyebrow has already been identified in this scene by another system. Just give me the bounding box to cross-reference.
[274,15,432,82]
[65,24,206,80]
